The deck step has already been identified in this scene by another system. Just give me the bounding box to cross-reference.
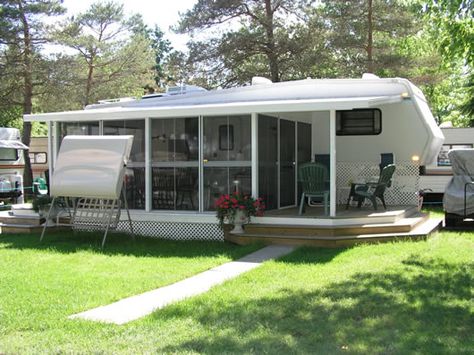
[0,215,45,226]
[245,213,429,237]
[226,218,442,248]
[0,223,70,234]
[1,223,45,234]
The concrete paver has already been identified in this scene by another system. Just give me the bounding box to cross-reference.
[69,245,295,325]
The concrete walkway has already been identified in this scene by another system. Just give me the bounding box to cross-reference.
[69,245,295,325]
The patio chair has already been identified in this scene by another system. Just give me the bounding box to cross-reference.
[352,164,396,210]
[298,163,329,216]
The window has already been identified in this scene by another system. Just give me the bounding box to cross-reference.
[151,117,199,211]
[104,120,146,209]
[336,109,382,136]
[0,148,18,161]
[437,144,473,166]
[28,152,47,164]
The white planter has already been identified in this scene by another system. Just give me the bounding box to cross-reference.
[230,210,248,234]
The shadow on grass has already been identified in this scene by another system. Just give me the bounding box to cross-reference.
[0,231,260,259]
[158,256,473,354]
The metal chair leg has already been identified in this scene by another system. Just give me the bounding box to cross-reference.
[40,196,56,242]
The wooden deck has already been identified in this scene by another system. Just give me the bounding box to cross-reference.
[263,205,416,219]
[225,205,443,248]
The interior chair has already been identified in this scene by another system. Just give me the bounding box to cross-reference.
[33,177,48,196]
[176,170,196,210]
[298,163,329,216]
[353,164,396,210]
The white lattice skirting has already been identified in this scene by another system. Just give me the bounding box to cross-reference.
[116,220,224,241]
[336,161,419,207]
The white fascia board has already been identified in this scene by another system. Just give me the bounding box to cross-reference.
[24,96,392,122]
[367,95,403,107]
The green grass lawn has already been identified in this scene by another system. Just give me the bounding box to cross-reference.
[1,230,472,354]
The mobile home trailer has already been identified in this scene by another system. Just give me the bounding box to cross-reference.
[0,128,28,204]
[420,127,474,201]
[24,76,443,241]
[29,136,49,179]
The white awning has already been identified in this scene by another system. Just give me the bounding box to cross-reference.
[0,140,29,150]
[24,95,406,122]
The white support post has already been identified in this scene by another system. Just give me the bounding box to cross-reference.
[329,110,337,217]
[198,115,204,212]
[47,121,54,179]
[251,113,258,198]
[145,117,151,212]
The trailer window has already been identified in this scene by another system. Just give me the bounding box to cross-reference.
[0,148,19,161]
[336,109,382,135]
[29,152,47,164]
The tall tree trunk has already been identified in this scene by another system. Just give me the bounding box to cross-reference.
[264,0,280,82]
[367,0,374,73]
[19,0,34,199]
[84,60,94,107]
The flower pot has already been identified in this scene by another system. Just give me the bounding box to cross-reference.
[230,210,248,234]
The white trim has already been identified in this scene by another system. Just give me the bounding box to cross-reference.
[367,95,403,107]
[251,112,258,198]
[47,121,53,180]
[52,122,58,171]
[145,117,151,212]
[294,120,298,206]
[329,110,337,217]
[24,97,393,122]
[126,210,217,223]
[277,117,281,208]
[122,210,402,226]
[198,115,204,212]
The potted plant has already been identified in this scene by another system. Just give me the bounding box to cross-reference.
[215,193,265,233]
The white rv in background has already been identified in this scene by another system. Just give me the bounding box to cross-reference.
[420,126,474,197]
[0,128,28,204]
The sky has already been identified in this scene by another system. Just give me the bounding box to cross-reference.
[61,0,198,51]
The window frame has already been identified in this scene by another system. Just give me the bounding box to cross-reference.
[336,109,382,136]
[28,152,48,164]
[0,148,19,161]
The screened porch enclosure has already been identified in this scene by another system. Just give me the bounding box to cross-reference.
[52,109,419,218]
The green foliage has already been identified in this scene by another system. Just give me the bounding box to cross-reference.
[176,0,316,86]
[0,106,22,130]
[423,0,474,126]
[320,0,421,76]
[144,25,173,88]
[52,1,155,106]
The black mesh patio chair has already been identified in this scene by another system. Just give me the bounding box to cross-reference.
[353,164,396,210]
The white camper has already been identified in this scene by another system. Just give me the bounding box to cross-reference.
[24,75,444,240]
[0,128,28,204]
[420,127,474,196]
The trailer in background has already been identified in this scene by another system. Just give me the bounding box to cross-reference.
[0,128,28,204]
[28,136,48,179]
[420,127,474,204]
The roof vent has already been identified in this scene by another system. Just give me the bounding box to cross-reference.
[97,97,135,104]
[362,73,380,79]
[251,76,272,85]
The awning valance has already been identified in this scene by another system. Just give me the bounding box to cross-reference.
[24,95,407,123]
[0,140,29,150]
